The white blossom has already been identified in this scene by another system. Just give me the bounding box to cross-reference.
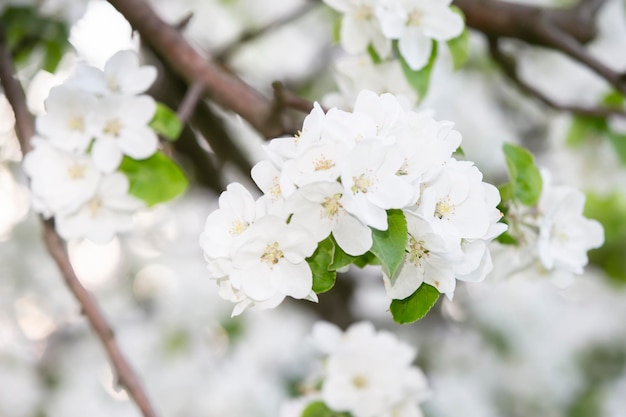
[376,0,464,70]
[36,86,98,153]
[55,173,144,243]
[68,50,157,96]
[312,321,429,417]
[537,175,604,274]
[323,0,391,58]
[22,138,100,217]
[212,215,319,315]
[91,94,158,173]
[288,181,373,256]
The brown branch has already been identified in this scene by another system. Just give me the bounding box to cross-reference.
[107,0,294,139]
[488,37,626,118]
[0,25,160,417]
[455,0,605,46]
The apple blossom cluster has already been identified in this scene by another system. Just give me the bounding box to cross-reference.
[200,89,506,317]
[23,51,160,243]
[504,171,604,277]
[298,321,429,417]
[324,0,464,70]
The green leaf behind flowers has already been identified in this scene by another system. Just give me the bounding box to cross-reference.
[502,143,543,206]
[119,151,188,206]
[399,41,438,101]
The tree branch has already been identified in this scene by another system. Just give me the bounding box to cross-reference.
[488,37,626,118]
[107,0,306,139]
[0,25,160,417]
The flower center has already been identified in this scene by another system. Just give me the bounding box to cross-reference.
[67,117,85,132]
[407,236,429,267]
[260,242,284,265]
[321,193,343,219]
[314,155,335,171]
[104,119,123,137]
[351,172,374,194]
[229,219,249,235]
[88,197,102,217]
[396,159,409,176]
[67,163,87,180]
[408,9,424,26]
[355,5,373,20]
[435,197,455,220]
[107,77,121,92]
[269,176,281,199]
[352,374,369,389]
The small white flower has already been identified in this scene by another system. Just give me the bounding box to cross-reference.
[537,177,604,274]
[376,0,464,70]
[324,0,391,58]
[91,94,158,172]
[229,215,318,306]
[312,321,429,417]
[68,50,157,96]
[55,173,145,244]
[412,159,502,243]
[199,182,258,260]
[36,86,98,153]
[340,140,415,230]
[384,212,463,299]
[22,138,100,217]
[288,181,373,256]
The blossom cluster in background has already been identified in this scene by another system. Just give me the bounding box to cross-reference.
[200,89,506,316]
[23,51,158,243]
[282,321,429,417]
[324,0,464,70]
[499,171,604,280]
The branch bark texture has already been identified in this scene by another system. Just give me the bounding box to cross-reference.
[0,24,160,417]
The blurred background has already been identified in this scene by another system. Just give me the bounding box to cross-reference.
[1,0,626,416]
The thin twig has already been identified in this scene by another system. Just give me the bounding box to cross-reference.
[107,0,294,138]
[176,80,205,123]
[215,2,319,61]
[0,24,160,417]
[488,37,626,118]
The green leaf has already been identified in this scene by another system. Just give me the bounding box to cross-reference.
[496,231,518,245]
[601,91,624,108]
[447,29,470,70]
[150,103,183,141]
[502,143,543,206]
[606,130,626,165]
[119,151,188,206]
[453,145,465,158]
[329,236,357,271]
[566,116,607,147]
[353,251,380,268]
[301,401,350,417]
[367,44,382,64]
[307,236,337,294]
[390,283,440,324]
[399,40,438,101]
[369,209,408,278]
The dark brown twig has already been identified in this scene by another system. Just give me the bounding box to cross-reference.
[488,37,626,118]
[0,24,160,417]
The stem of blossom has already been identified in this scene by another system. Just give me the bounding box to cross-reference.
[0,25,161,417]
